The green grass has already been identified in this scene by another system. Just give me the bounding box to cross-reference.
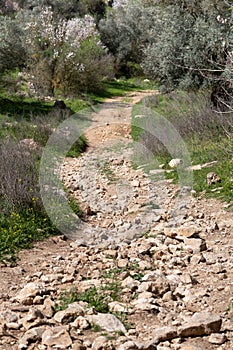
[102,263,144,282]
[0,96,54,120]
[99,161,118,184]
[55,281,121,314]
[66,135,88,158]
[86,78,158,103]
[0,209,59,264]
[131,90,233,206]
[56,286,110,313]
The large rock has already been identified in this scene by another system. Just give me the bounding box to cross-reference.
[178,312,222,337]
[54,302,84,323]
[42,325,72,348]
[86,313,127,333]
[148,326,178,345]
[14,283,48,305]
[18,326,47,349]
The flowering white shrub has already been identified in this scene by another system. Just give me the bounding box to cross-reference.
[65,15,98,49]
[112,0,128,9]
[20,6,113,96]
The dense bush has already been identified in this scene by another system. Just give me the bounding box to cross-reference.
[99,0,154,76]
[0,6,114,97]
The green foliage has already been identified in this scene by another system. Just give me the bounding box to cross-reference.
[0,96,54,120]
[0,17,28,76]
[66,135,88,158]
[131,91,233,205]
[99,161,118,184]
[0,209,58,263]
[56,36,114,96]
[66,194,82,217]
[141,1,233,106]
[0,92,90,262]
[99,0,153,76]
[56,286,110,313]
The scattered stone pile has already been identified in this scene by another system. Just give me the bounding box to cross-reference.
[0,213,232,350]
[0,91,232,350]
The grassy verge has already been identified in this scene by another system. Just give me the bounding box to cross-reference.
[87,77,158,103]
[131,90,233,205]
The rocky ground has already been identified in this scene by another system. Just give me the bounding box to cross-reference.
[0,91,232,350]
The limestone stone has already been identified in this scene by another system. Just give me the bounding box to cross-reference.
[18,326,47,349]
[208,332,227,344]
[177,226,201,238]
[178,312,222,337]
[21,308,46,330]
[183,238,207,253]
[169,159,183,168]
[149,326,178,344]
[71,316,90,330]
[109,301,132,313]
[92,336,108,350]
[86,313,127,333]
[42,325,72,348]
[14,283,48,305]
[54,302,84,323]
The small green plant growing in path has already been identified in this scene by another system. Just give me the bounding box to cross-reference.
[55,281,121,314]
[99,161,118,184]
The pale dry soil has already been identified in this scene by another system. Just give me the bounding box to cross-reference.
[0,90,232,350]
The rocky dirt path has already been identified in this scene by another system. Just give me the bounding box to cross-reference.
[0,90,232,350]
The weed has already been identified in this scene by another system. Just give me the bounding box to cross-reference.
[101,333,116,340]
[66,135,88,158]
[132,272,144,281]
[0,209,58,263]
[92,324,101,332]
[67,195,83,217]
[226,302,233,314]
[56,286,110,313]
[99,161,118,184]
[100,281,121,302]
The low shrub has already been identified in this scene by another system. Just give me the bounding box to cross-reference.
[0,209,58,263]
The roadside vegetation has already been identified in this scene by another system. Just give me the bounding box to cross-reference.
[131,91,233,205]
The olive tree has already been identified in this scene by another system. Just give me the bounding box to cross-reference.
[0,16,27,75]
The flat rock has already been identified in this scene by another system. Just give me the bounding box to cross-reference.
[178,312,222,337]
[42,325,72,348]
[149,326,178,344]
[183,237,207,253]
[208,332,227,344]
[14,283,48,305]
[86,313,127,333]
[54,302,84,323]
[177,226,201,238]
